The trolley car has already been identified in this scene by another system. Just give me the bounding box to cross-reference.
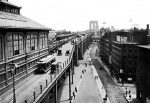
[36,54,56,73]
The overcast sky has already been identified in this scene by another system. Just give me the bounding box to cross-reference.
[10,0,150,31]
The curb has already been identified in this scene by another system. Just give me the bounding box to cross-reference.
[91,65,111,103]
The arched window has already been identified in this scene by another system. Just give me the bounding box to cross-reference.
[0,37,2,60]
[39,33,48,49]
[26,33,37,52]
[7,34,24,58]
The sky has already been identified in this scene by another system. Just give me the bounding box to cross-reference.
[10,0,150,31]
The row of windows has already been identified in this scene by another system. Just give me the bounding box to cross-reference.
[0,4,20,14]
[5,33,48,58]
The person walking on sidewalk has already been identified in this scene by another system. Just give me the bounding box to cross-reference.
[80,75,82,79]
[85,63,87,67]
[75,86,77,93]
[82,70,84,74]
[73,92,75,99]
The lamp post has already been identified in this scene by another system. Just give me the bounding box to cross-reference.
[9,62,18,103]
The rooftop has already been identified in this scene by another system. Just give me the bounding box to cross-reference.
[0,11,51,30]
[112,41,138,45]
[138,45,150,49]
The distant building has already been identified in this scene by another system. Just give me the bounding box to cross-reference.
[108,29,148,45]
[0,0,50,95]
[48,30,56,45]
[137,45,150,103]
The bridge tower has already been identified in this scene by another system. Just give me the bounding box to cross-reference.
[89,21,99,37]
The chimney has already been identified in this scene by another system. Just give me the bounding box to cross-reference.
[146,24,150,44]
[147,24,149,31]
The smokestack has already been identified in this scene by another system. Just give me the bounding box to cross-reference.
[147,24,149,31]
[146,24,150,44]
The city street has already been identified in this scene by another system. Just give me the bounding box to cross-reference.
[73,66,103,103]
[91,43,128,103]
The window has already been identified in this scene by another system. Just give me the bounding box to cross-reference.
[0,37,3,60]
[26,33,37,52]
[7,34,24,58]
[39,33,48,49]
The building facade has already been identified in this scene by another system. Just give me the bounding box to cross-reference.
[137,45,150,103]
[0,0,50,95]
[100,30,141,82]
[111,41,138,82]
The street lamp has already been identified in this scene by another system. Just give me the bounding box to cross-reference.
[9,61,18,103]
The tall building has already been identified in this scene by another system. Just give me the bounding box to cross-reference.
[111,41,138,82]
[137,45,150,103]
[0,0,50,95]
[99,27,148,82]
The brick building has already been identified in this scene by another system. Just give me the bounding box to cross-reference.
[136,45,150,103]
[0,0,50,95]
[111,41,138,82]
[99,27,148,82]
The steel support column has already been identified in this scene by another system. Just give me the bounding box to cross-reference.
[69,66,71,102]
[81,41,83,59]
[75,44,79,66]
[55,81,58,103]
[71,60,74,84]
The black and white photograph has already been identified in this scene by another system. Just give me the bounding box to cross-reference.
[0,0,150,103]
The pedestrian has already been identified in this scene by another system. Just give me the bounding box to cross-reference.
[129,95,131,100]
[75,87,77,93]
[82,70,84,74]
[85,63,87,67]
[80,75,82,79]
[125,91,128,97]
[73,92,75,99]
[129,90,131,95]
